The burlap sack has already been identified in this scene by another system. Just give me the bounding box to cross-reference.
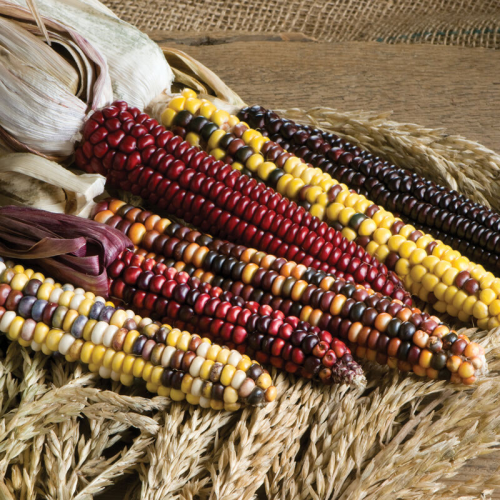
[103,0,500,48]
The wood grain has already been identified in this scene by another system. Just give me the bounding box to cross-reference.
[101,36,500,499]
[152,35,500,153]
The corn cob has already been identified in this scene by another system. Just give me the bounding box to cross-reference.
[239,105,500,275]
[74,102,410,304]
[87,202,486,386]
[107,249,364,385]
[94,199,403,297]
[0,258,277,409]
[158,91,500,329]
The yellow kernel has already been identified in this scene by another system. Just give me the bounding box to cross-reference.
[409,264,426,283]
[166,329,181,347]
[472,300,489,319]
[185,132,200,146]
[326,202,345,222]
[10,273,29,291]
[220,365,236,386]
[283,157,302,173]
[341,227,357,241]
[371,209,386,226]
[358,218,377,236]
[415,235,432,249]
[246,154,264,171]
[7,317,24,341]
[491,279,500,296]
[442,267,459,287]
[185,97,202,114]
[488,317,500,329]
[344,193,359,208]
[160,107,176,127]
[433,282,448,301]
[365,240,379,256]
[379,215,395,229]
[458,310,470,323]
[276,173,294,194]
[223,387,239,404]
[489,299,500,316]
[242,129,260,143]
[373,228,392,245]
[122,354,136,375]
[355,199,371,213]
[480,273,495,290]
[207,129,226,150]
[433,260,451,278]
[462,295,478,315]
[305,186,323,204]
[388,235,405,252]
[395,258,410,276]
[168,96,185,112]
[433,300,447,313]
[199,101,216,119]
[59,291,75,308]
[452,256,470,271]
[181,373,194,394]
[33,323,50,344]
[338,208,356,227]
[80,342,95,364]
[299,167,316,184]
[319,179,335,192]
[374,245,390,262]
[310,204,325,220]
[249,136,268,152]
[232,162,243,171]
[444,285,458,304]
[409,248,427,266]
[285,177,304,199]
[422,255,439,272]
[142,362,154,382]
[212,109,230,126]
[209,148,225,161]
[399,241,417,259]
[200,360,214,379]
[170,389,186,401]
[421,274,440,292]
[470,265,486,281]
[181,88,197,99]
[91,344,107,365]
[399,225,415,238]
[452,290,468,309]
[257,161,276,181]
[480,288,496,306]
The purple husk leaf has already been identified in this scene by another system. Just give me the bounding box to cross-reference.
[0,206,132,296]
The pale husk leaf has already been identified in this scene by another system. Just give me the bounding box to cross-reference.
[0,153,105,216]
[0,17,79,94]
[12,0,174,110]
[0,0,112,158]
[162,46,245,107]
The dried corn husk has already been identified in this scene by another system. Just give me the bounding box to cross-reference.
[162,47,244,107]
[0,1,112,159]
[0,153,105,217]
[11,0,174,110]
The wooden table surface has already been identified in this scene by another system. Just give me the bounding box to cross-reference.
[101,35,500,499]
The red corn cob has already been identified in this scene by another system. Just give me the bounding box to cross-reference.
[75,101,410,304]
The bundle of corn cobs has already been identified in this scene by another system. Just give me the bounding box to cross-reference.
[0,0,495,412]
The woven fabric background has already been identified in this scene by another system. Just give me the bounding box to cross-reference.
[103,0,500,48]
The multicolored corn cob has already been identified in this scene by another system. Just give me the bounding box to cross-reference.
[239,105,500,275]
[91,203,487,385]
[157,91,500,330]
[74,102,410,304]
[108,249,364,385]
[0,258,277,409]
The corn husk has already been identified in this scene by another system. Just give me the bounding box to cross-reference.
[0,1,112,159]
[0,153,106,217]
[161,47,244,107]
[11,0,174,111]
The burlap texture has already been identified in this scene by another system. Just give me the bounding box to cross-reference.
[103,0,500,48]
